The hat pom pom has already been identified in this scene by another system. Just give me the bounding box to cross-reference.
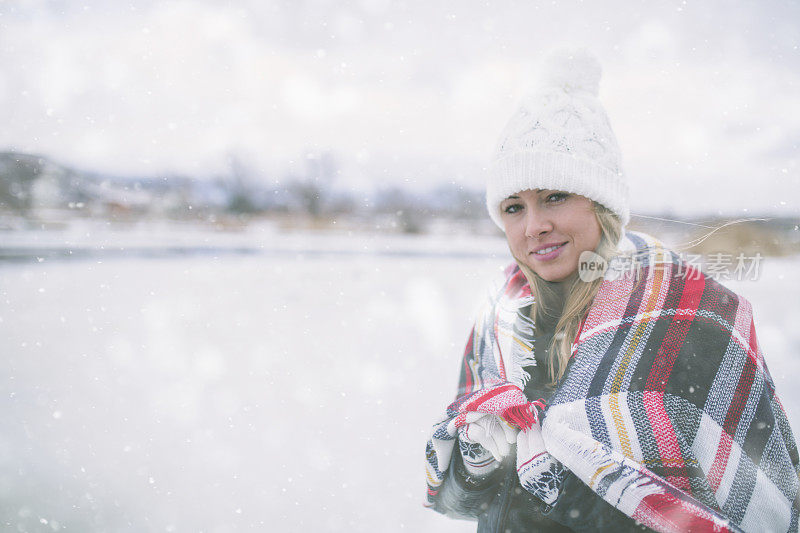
[537,47,602,96]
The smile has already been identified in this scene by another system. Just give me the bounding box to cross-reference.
[533,243,566,255]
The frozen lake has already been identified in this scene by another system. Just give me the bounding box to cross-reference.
[1,230,799,532]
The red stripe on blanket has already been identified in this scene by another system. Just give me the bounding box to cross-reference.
[724,354,756,437]
[747,317,765,376]
[645,273,705,393]
[505,266,530,299]
[707,428,733,491]
[748,317,759,362]
[634,492,732,533]
[462,326,475,394]
[462,383,518,412]
[493,318,507,381]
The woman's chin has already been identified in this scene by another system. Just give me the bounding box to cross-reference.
[522,260,577,283]
[540,272,574,283]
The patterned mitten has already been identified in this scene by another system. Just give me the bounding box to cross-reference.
[448,382,539,479]
[515,401,567,506]
[457,414,516,478]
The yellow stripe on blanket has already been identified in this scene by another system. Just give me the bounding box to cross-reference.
[609,247,667,460]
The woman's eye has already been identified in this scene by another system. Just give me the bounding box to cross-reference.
[546,193,569,203]
[503,203,523,214]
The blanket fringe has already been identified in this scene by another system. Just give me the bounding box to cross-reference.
[502,403,539,430]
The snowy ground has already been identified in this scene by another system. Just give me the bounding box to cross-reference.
[1,228,799,532]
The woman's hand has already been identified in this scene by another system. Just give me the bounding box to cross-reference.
[458,414,518,462]
[516,423,566,506]
[444,383,532,478]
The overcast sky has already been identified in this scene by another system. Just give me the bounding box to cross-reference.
[1,0,799,216]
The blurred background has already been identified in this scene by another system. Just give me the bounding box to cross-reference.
[1,0,798,531]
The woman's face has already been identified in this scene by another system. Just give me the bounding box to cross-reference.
[499,189,601,283]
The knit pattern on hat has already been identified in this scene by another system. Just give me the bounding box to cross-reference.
[486,48,629,228]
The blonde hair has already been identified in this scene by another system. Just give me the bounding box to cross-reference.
[515,202,623,384]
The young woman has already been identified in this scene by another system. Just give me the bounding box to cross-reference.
[424,49,800,533]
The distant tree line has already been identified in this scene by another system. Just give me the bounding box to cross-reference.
[0,150,487,233]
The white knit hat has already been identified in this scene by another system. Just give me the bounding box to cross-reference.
[486,47,629,229]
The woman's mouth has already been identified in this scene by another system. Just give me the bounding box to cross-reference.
[530,242,567,260]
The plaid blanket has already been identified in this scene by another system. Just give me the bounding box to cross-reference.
[425,231,800,532]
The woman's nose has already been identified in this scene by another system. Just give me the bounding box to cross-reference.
[523,208,553,238]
